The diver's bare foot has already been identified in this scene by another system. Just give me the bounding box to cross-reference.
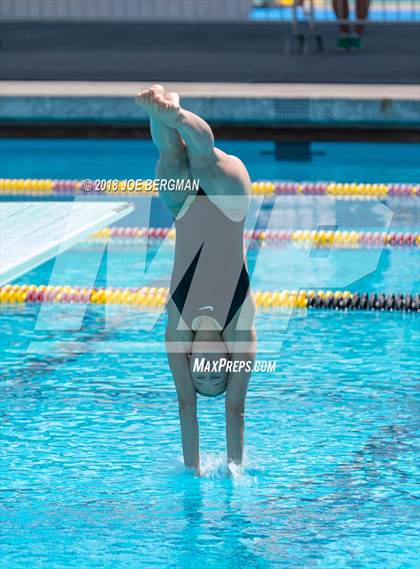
[135,85,181,126]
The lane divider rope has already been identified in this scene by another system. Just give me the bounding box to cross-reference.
[1,285,418,312]
[90,227,420,248]
[0,178,418,198]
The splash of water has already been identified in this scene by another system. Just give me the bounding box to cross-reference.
[176,451,261,484]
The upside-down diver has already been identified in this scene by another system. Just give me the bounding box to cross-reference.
[136,85,256,475]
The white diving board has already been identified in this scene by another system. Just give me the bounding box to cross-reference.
[0,201,134,286]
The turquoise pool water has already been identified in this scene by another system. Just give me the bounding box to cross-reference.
[1,303,419,568]
[1,139,419,568]
[2,139,420,184]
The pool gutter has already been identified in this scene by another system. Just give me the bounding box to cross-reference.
[1,81,419,140]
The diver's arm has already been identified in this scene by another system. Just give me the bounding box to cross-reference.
[223,295,256,466]
[225,362,252,466]
[166,327,200,474]
[224,328,256,466]
[178,396,200,474]
[225,400,246,466]
[170,354,200,474]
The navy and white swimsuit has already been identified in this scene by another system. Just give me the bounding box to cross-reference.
[169,188,250,331]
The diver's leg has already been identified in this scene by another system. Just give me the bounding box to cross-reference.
[170,107,251,220]
[137,87,251,217]
[136,85,192,214]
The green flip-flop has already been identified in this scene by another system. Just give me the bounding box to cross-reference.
[349,35,364,51]
[335,35,352,52]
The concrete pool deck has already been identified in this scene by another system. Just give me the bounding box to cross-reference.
[2,22,420,85]
[1,81,419,130]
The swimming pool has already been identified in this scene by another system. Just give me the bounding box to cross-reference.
[1,139,419,568]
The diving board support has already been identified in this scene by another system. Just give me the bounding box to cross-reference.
[0,201,134,286]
